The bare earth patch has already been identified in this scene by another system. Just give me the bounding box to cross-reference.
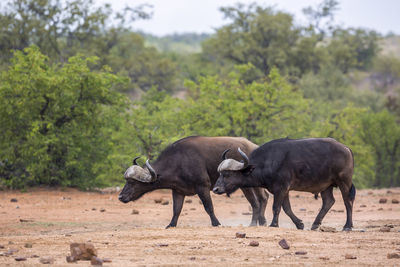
[0,187,399,266]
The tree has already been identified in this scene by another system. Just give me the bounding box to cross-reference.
[0,46,126,188]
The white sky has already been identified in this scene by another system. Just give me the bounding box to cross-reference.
[97,0,400,36]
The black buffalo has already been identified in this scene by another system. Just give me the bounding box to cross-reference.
[213,138,355,231]
[119,136,269,228]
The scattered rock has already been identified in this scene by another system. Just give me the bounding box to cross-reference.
[299,208,306,211]
[384,224,394,228]
[378,208,384,211]
[320,226,337,232]
[24,243,33,248]
[5,248,19,255]
[379,198,388,204]
[190,208,196,210]
[185,199,192,203]
[155,243,169,247]
[131,209,139,215]
[14,256,27,261]
[161,200,169,205]
[102,258,112,263]
[392,199,399,204]
[99,208,106,212]
[295,251,307,255]
[278,239,290,249]
[154,198,162,204]
[387,190,393,194]
[0,244,4,249]
[319,256,330,260]
[387,253,400,259]
[8,241,14,245]
[91,256,103,265]
[20,219,34,222]
[242,212,251,215]
[249,241,259,247]
[189,257,196,260]
[69,243,97,261]
[345,254,357,259]
[367,191,373,195]
[379,226,391,232]
[10,198,18,202]
[31,255,40,258]
[230,211,236,214]
[16,206,19,209]
[92,208,96,211]
[235,232,246,238]
[65,234,72,237]
[40,256,55,264]
[66,255,76,263]
[360,204,367,208]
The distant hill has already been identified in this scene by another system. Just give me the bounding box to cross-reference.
[139,32,211,54]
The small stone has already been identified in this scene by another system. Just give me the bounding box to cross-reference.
[14,256,27,261]
[190,208,196,210]
[320,226,337,232]
[161,200,169,205]
[387,190,393,194]
[242,212,251,215]
[360,204,367,208]
[40,257,55,264]
[299,208,306,211]
[380,226,391,232]
[392,199,399,204]
[10,198,18,202]
[249,241,259,247]
[295,251,307,255]
[70,243,97,260]
[379,198,388,204]
[235,232,246,238]
[31,255,40,258]
[66,255,76,262]
[91,256,103,265]
[24,243,33,248]
[99,208,106,212]
[278,239,290,249]
[319,256,330,260]
[185,199,192,203]
[20,218,34,222]
[189,257,196,260]
[154,198,162,204]
[155,243,169,247]
[0,244,4,249]
[230,211,236,214]
[387,253,400,259]
[345,254,357,259]
[367,191,373,195]
[131,209,139,215]
[378,208,384,211]
[5,248,18,255]
[102,258,112,263]
[92,208,96,211]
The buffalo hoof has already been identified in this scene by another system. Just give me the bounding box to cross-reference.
[295,222,304,230]
[258,217,267,226]
[212,221,221,227]
[311,223,320,231]
[269,223,279,228]
[165,224,176,229]
[249,221,257,227]
[342,227,352,231]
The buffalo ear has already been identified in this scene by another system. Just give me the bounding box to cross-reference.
[241,164,255,176]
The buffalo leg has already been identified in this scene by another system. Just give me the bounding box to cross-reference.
[256,188,268,226]
[282,195,304,230]
[166,190,185,228]
[241,188,260,226]
[197,187,221,226]
[311,186,335,230]
[270,192,285,227]
[338,183,355,231]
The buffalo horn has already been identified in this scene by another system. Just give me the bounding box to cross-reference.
[221,149,230,160]
[145,159,157,182]
[132,156,140,165]
[238,148,249,169]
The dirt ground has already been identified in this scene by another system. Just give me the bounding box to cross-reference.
[0,187,400,266]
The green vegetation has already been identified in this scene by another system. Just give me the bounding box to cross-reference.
[0,0,399,189]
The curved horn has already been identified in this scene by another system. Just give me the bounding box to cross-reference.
[145,159,157,182]
[238,147,249,169]
[132,156,140,166]
[221,149,230,160]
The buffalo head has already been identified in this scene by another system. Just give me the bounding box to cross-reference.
[213,148,254,196]
[118,157,158,203]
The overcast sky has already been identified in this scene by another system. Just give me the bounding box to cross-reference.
[97,0,400,36]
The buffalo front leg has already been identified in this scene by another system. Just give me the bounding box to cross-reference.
[241,188,260,226]
[282,194,304,230]
[197,187,220,226]
[270,192,285,228]
[339,183,355,231]
[311,185,335,230]
[257,189,269,226]
[166,190,185,229]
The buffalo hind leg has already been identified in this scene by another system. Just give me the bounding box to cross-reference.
[257,188,268,226]
[311,186,335,230]
[241,188,260,226]
[166,190,185,229]
[282,195,304,230]
[197,187,221,226]
[339,183,355,231]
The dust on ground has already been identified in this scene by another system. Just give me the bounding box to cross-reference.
[0,187,400,266]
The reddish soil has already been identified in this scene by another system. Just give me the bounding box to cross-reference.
[0,187,400,266]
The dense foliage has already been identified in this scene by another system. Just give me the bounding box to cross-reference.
[1,0,400,189]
